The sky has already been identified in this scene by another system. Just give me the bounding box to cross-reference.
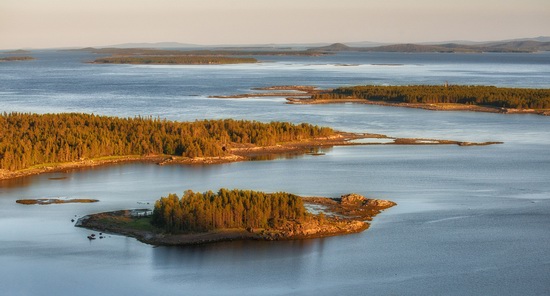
[1,0,549,49]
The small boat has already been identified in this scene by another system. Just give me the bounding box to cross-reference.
[87,235,96,240]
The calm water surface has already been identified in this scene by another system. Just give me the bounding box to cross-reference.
[1,51,549,295]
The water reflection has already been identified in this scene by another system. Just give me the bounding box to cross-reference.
[0,175,33,190]
[151,238,327,292]
[247,147,333,161]
[153,239,321,267]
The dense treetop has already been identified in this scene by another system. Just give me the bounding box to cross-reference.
[312,85,550,109]
[0,113,335,171]
[151,188,307,232]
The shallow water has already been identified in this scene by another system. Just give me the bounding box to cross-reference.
[1,51,549,295]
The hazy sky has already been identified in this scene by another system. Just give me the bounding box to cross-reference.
[1,0,549,49]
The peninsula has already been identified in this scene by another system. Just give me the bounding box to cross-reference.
[0,113,500,181]
[215,85,550,116]
[76,189,396,245]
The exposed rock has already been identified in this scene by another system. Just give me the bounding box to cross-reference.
[259,218,367,240]
[341,193,367,205]
[341,193,397,208]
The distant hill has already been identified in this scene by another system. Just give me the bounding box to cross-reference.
[345,41,386,47]
[481,41,550,52]
[367,43,473,53]
[309,38,550,53]
[104,42,201,49]
[4,49,31,54]
[312,43,353,52]
[91,37,550,53]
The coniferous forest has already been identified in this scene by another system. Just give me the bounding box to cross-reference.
[151,188,307,232]
[0,113,335,171]
[311,85,550,109]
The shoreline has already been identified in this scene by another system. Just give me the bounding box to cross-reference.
[0,132,501,181]
[286,97,550,116]
[76,194,396,246]
[209,85,323,99]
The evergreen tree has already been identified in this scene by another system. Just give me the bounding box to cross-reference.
[151,189,307,233]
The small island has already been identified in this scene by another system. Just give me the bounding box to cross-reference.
[76,189,396,245]
[16,198,99,205]
[0,56,34,62]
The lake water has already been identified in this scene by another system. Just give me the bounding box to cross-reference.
[1,51,549,295]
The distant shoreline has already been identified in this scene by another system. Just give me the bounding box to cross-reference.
[0,132,501,181]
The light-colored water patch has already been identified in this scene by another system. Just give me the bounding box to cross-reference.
[350,138,395,144]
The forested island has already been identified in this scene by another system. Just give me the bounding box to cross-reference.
[0,112,501,180]
[77,189,396,245]
[77,47,327,65]
[92,56,257,65]
[0,56,34,62]
[244,85,550,115]
[0,113,334,175]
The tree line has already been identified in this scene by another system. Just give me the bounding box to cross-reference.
[0,113,335,171]
[151,188,307,232]
[311,85,550,109]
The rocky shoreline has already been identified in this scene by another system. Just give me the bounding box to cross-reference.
[76,194,396,246]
